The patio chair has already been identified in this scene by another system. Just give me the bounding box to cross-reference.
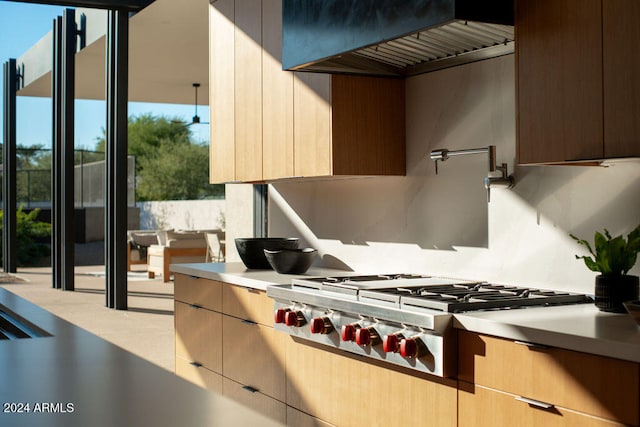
[147,230,208,282]
[127,230,159,271]
[205,231,225,262]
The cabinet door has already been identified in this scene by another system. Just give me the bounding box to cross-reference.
[459,382,625,427]
[175,356,223,393]
[234,0,263,181]
[222,315,286,401]
[294,72,333,177]
[603,0,640,157]
[223,377,286,424]
[174,302,223,374]
[174,274,222,312]
[262,0,294,180]
[222,283,274,326]
[286,338,457,427]
[516,0,603,164]
[458,331,639,426]
[210,0,236,183]
[286,407,335,427]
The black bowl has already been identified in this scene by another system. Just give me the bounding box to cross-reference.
[264,248,317,274]
[235,238,299,269]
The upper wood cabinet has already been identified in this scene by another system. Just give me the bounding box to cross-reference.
[209,0,405,183]
[516,0,640,164]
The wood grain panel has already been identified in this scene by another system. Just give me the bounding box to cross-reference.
[174,273,222,312]
[603,0,640,157]
[331,75,406,176]
[516,0,603,164]
[286,338,457,427]
[293,72,332,177]
[174,302,223,374]
[286,407,335,427]
[459,382,626,427]
[175,356,223,393]
[458,331,639,425]
[234,0,263,181]
[209,0,236,183]
[223,377,287,424]
[222,315,286,401]
[262,0,294,180]
[221,283,274,326]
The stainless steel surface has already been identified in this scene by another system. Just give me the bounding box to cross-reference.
[282,0,514,76]
[267,273,593,377]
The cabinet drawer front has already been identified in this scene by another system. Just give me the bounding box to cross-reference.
[458,331,639,425]
[175,356,223,393]
[286,338,457,427]
[222,315,286,401]
[459,382,626,427]
[222,283,273,325]
[286,407,335,427]
[174,274,222,312]
[175,302,223,373]
[223,377,286,424]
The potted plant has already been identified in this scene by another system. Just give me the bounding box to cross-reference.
[570,224,640,312]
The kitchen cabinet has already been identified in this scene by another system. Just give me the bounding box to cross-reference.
[457,330,640,426]
[516,0,640,164]
[175,356,223,393]
[174,301,223,374]
[209,0,405,183]
[286,338,458,427]
[222,377,286,425]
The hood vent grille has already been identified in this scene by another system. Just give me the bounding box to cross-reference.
[283,0,514,77]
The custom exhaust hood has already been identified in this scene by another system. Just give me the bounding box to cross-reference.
[282,0,514,77]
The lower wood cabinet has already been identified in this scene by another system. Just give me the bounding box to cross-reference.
[175,356,223,393]
[222,377,286,425]
[286,407,335,427]
[458,382,625,427]
[286,338,458,427]
[458,331,640,426]
[222,314,286,401]
[174,301,222,374]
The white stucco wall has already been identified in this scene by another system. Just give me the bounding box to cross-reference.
[137,199,225,231]
[267,55,640,294]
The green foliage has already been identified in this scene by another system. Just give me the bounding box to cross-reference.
[570,224,640,277]
[0,207,52,266]
[95,113,223,201]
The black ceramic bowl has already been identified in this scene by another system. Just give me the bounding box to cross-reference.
[264,248,317,275]
[235,238,299,269]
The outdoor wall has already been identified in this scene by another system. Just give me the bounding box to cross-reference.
[137,200,225,231]
[268,55,640,295]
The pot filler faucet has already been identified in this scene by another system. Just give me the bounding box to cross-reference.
[429,145,514,202]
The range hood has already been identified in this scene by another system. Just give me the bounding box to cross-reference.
[282,0,514,77]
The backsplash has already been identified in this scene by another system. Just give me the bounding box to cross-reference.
[268,55,640,294]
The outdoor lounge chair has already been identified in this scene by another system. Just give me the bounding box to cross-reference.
[147,230,208,282]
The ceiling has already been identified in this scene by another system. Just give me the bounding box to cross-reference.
[17,0,209,105]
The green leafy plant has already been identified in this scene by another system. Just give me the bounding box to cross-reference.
[0,207,52,267]
[570,224,640,277]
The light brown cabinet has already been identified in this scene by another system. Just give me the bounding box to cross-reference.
[174,301,223,374]
[286,338,458,427]
[516,0,640,164]
[209,0,405,183]
[458,330,640,426]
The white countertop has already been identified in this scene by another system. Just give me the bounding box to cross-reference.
[0,287,284,427]
[172,263,640,363]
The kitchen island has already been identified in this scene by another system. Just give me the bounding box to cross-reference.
[0,287,283,427]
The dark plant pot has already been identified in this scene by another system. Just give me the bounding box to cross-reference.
[595,275,640,313]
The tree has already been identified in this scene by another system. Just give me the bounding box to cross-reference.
[96,113,223,201]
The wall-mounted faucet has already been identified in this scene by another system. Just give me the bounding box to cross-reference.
[429,145,514,202]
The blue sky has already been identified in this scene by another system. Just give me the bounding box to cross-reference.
[0,1,209,150]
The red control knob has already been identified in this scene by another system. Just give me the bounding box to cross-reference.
[341,324,357,342]
[284,310,306,327]
[274,308,290,324]
[356,327,380,347]
[400,337,422,358]
[310,317,333,334]
[383,333,403,353]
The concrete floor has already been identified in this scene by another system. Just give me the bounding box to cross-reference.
[0,264,175,372]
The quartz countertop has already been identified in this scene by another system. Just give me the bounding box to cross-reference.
[172,263,640,363]
[0,287,283,427]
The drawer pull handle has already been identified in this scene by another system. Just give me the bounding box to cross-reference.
[242,385,259,393]
[189,303,202,309]
[242,319,257,325]
[189,361,203,368]
[514,340,549,350]
[515,396,554,410]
